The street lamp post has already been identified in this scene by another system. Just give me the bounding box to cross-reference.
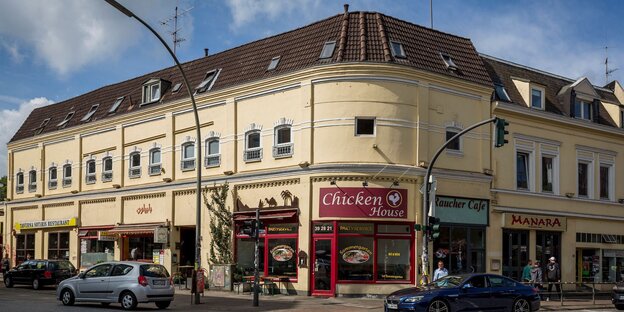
[105,0,204,304]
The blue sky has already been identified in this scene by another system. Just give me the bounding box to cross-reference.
[0,0,624,176]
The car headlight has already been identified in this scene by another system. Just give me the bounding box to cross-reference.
[404,296,424,303]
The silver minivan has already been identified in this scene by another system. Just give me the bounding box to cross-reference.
[56,261,174,310]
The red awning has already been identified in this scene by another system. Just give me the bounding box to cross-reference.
[232,208,298,222]
[107,223,165,235]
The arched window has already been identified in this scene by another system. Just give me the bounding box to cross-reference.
[129,152,141,178]
[85,159,96,184]
[102,157,113,182]
[273,125,293,158]
[181,142,196,171]
[149,148,162,175]
[48,166,58,189]
[28,169,37,192]
[62,164,72,187]
[244,130,262,162]
[205,138,220,167]
[15,171,24,194]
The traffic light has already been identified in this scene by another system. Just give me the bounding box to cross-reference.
[241,220,257,238]
[414,224,422,231]
[428,216,441,239]
[494,118,509,147]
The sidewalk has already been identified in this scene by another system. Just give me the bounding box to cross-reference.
[177,288,615,311]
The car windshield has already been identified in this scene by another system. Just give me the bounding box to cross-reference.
[140,264,169,278]
[429,275,465,288]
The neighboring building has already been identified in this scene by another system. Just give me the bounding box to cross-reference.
[483,54,624,284]
[2,7,494,296]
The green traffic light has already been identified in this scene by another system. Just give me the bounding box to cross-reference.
[495,118,509,148]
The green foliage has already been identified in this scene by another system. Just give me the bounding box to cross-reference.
[0,176,6,200]
[203,182,233,265]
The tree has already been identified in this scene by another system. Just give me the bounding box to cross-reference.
[203,182,233,264]
[0,176,6,200]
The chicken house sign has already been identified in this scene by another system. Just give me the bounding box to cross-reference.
[319,188,407,219]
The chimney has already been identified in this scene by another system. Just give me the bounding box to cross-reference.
[204,48,209,57]
[344,4,349,13]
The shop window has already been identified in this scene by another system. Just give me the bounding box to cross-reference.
[434,226,486,275]
[149,148,161,175]
[244,130,262,162]
[28,169,37,192]
[129,152,141,178]
[102,157,113,182]
[602,251,624,283]
[377,239,411,281]
[15,171,24,193]
[355,117,375,136]
[268,238,297,277]
[48,232,70,260]
[85,159,96,184]
[80,232,114,268]
[273,125,293,158]
[181,142,196,171]
[15,233,35,264]
[205,138,220,167]
[236,238,265,276]
[48,166,58,189]
[63,164,72,187]
[128,236,163,261]
[338,236,374,281]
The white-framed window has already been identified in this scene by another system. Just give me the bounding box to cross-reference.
[28,169,37,192]
[445,128,462,153]
[355,117,375,136]
[390,41,406,58]
[62,164,72,187]
[109,96,125,113]
[516,150,533,191]
[574,99,593,120]
[319,41,336,59]
[48,166,58,190]
[129,152,141,178]
[85,159,96,184]
[81,104,99,122]
[244,130,262,162]
[142,79,161,104]
[273,125,293,158]
[530,86,545,109]
[195,69,220,94]
[102,157,113,182]
[181,142,196,171]
[205,138,220,168]
[15,171,24,194]
[599,163,614,201]
[540,154,558,194]
[577,159,593,198]
[149,148,162,176]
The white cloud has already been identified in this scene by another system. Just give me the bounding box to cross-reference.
[225,0,325,31]
[0,97,54,177]
[0,0,189,76]
[1,41,24,63]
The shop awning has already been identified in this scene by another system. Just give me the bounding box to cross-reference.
[108,223,165,235]
[232,208,298,222]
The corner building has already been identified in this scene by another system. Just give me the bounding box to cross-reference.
[3,9,495,296]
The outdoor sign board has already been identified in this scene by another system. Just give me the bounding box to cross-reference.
[503,213,566,231]
[15,217,78,231]
[319,188,407,219]
[434,196,488,225]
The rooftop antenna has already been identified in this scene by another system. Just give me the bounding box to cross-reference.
[605,46,618,84]
[160,3,193,55]
[430,0,434,29]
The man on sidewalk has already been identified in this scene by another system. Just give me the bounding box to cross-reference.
[545,257,561,301]
[433,261,448,281]
[522,260,533,283]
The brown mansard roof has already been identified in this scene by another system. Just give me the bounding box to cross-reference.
[11,10,491,143]
[481,54,620,127]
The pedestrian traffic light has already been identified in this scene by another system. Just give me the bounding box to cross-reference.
[494,118,509,147]
[428,216,441,239]
[241,220,257,238]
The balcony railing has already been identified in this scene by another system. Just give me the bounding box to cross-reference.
[86,174,96,184]
[102,171,113,182]
[49,180,58,190]
[181,159,196,171]
[204,154,221,168]
[244,148,263,162]
[149,164,161,176]
[129,167,141,178]
[273,143,294,158]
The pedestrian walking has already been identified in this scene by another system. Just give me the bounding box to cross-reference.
[433,260,448,281]
[522,259,533,283]
[545,257,561,301]
[530,261,542,288]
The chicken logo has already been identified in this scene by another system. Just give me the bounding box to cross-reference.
[386,190,402,208]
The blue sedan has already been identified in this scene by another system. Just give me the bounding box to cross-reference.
[384,274,540,312]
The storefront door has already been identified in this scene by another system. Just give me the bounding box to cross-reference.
[536,231,561,272]
[311,238,334,296]
[502,230,529,281]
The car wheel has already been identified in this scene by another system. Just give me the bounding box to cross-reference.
[155,301,171,309]
[120,291,138,310]
[32,278,40,290]
[4,277,14,288]
[428,299,449,312]
[616,304,624,311]
[513,298,531,312]
[61,289,75,306]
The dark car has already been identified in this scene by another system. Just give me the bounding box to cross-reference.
[613,282,624,310]
[4,259,76,290]
[385,274,540,312]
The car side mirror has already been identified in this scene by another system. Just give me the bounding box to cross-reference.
[462,283,472,290]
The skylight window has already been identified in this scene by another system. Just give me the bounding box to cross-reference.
[320,41,336,59]
[109,97,124,113]
[195,69,220,93]
[34,118,50,135]
[440,53,458,70]
[494,84,511,102]
[81,104,99,122]
[390,41,406,58]
[267,56,281,71]
[171,82,182,93]
[57,112,75,128]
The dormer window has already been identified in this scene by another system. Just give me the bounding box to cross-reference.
[574,99,593,120]
[267,56,280,71]
[195,69,220,94]
[320,41,336,59]
[391,41,406,58]
[440,53,457,70]
[81,104,99,122]
[494,84,511,102]
[109,97,125,113]
[530,86,545,110]
[142,79,163,104]
[620,111,624,128]
[34,118,50,135]
[57,112,75,128]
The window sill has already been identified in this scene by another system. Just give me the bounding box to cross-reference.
[181,167,196,172]
[128,175,142,179]
[446,150,463,157]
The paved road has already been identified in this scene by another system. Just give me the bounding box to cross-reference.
[0,283,619,311]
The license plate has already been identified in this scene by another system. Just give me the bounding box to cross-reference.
[387,303,398,309]
[153,280,165,285]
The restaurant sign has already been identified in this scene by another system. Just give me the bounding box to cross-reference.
[15,217,78,231]
[98,231,116,241]
[434,196,488,225]
[504,213,566,231]
[319,188,407,219]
